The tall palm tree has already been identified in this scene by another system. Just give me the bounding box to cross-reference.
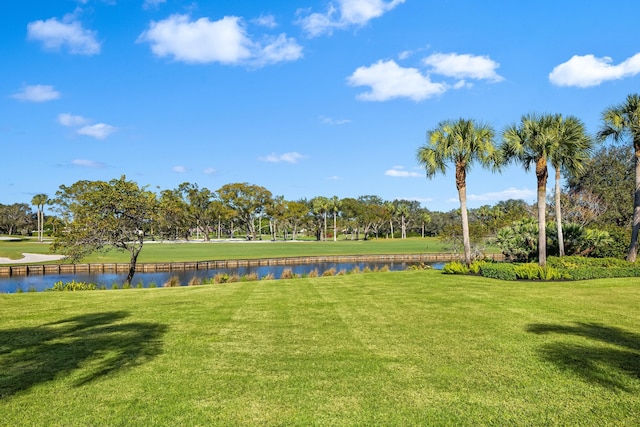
[417,118,498,265]
[501,113,557,266]
[396,203,410,239]
[548,115,592,257]
[597,94,640,262]
[31,193,48,243]
[312,196,330,241]
[328,196,341,242]
[385,202,396,238]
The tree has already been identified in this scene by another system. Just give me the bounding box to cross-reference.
[31,194,48,242]
[328,196,341,241]
[0,203,32,235]
[417,118,498,265]
[396,203,410,239]
[547,115,592,256]
[566,145,633,229]
[177,182,215,241]
[502,113,557,266]
[597,94,640,262]
[52,176,157,286]
[217,183,272,240]
[311,196,330,241]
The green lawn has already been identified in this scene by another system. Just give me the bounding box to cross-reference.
[0,237,455,263]
[1,270,639,425]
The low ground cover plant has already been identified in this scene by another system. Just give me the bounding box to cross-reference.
[443,256,640,281]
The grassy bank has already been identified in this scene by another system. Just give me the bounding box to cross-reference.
[1,270,639,425]
[0,237,454,263]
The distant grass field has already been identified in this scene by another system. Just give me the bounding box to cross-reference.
[1,270,639,425]
[0,236,457,263]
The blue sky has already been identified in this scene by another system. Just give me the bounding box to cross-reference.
[2,0,639,213]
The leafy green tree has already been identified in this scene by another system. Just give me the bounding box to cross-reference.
[31,194,48,242]
[157,189,190,240]
[52,176,157,285]
[217,183,272,240]
[502,113,558,266]
[566,145,633,229]
[548,115,592,256]
[417,118,499,265]
[177,182,215,241]
[0,203,32,235]
[284,200,309,240]
[597,94,640,261]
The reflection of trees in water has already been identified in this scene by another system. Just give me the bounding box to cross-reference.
[0,311,167,398]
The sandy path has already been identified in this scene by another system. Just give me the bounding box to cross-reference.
[0,253,67,264]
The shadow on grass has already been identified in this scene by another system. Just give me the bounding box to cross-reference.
[527,322,640,391]
[0,311,167,399]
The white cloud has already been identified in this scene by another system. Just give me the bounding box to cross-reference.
[259,152,307,164]
[253,34,303,67]
[138,14,302,67]
[252,14,277,28]
[11,84,60,102]
[385,165,422,177]
[320,115,352,125]
[348,60,447,101]
[456,187,536,203]
[143,0,166,9]
[327,175,341,180]
[58,113,88,127]
[172,165,187,173]
[27,16,100,55]
[203,167,217,175]
[423,53,503,82]
[72,159,106,168]
[77,123,117,139]
[549,53,640,87]
[298,0,405,37]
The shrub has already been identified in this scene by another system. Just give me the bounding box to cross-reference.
[308,268,319,278]
[350,266,361,275]
[50,280,98,291]
[280,269,296,279]
[261,273,275,281]
[479,263,517,281]
[213,273,229,284]
[443,261,469,275]
[188,276,202,286]
[322,268,336,277]
[163,276,181,287]
[241,273,258,282]
[514,263,543,280]
[227,274,241,283]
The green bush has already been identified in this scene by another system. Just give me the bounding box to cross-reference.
[479,263,517,281]
[50,280,97,291]
[442,261,469,275]
[514,263,542,280]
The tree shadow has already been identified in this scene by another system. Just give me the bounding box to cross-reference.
[0,311,167,399]
[526,322,640,391]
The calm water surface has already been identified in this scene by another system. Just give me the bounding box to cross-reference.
[0,261,445,293]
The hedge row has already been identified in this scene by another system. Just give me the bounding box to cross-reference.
[443,256,640,281]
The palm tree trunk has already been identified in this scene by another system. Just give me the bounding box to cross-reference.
[536,157,548,266]
[627,144,640,262]
[555,168,564,257]
[333,212,337,242]
[458,186,472,265]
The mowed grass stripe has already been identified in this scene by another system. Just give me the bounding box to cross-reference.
[1,271,640,425]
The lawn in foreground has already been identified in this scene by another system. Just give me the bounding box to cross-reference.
[1,270,639,425]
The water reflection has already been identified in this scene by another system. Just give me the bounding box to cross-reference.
[0,261,444,293]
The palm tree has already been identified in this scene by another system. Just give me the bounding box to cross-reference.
[548,115,592,257]
[396,203,410,239]
[385,202,396,238]
[31,193,48,243]
[597,94,640,262]
[312,196,330,241]
[328,196,341,242]
[417,118,499,265]
[501,113,557,266]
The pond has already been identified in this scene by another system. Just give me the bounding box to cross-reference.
[0,261,445,293]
